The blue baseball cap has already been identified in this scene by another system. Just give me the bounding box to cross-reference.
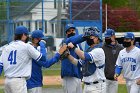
[104,29,115,38]
[124,32,135,40]
[65,23,75,33]
[31,30,44,38]
[15,26,29,35]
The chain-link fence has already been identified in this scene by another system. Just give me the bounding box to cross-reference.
[0,0,102,47]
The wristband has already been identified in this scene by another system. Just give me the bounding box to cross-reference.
[72,46,77,51]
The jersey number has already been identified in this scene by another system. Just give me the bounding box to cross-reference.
[8,50,17,65]
[131,65,136,71]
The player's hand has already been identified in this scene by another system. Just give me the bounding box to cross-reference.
[58,45,67,55]
[136,79,140,85]
[114,74,119,81]
[39,40,46,48]
[68,42,74,48]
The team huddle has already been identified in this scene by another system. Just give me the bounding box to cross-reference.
[0,24,140,93]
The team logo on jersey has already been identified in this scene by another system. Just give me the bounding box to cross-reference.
[121,57,136,63]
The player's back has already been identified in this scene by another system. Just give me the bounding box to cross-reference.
[1,40,32,78]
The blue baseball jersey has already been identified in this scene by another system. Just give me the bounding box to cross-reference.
[61,34,86,79]
[61,39,83,79]
[27,46,60,89]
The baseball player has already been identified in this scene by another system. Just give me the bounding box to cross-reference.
[0,26,47,93]
[61,23,83,93]
[114,32,140,93]
[102,29,123,93]
[135,42,140,48]
[27,30,67,93]
[67,27,106,93]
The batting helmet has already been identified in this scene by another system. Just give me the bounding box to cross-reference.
[65,23,76,33]
[31,30,44,38]
[15,26,29,35]
[83,27,101,40]
[104,28,115,38]
[124,32,135,40]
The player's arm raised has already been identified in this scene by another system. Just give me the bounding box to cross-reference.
[68,42,85,60]
[65,34,86,45]
[27,43,46,62]
[68,42,94,62]
[37,45,67,68]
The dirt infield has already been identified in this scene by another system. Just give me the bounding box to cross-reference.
[0,75,125,85]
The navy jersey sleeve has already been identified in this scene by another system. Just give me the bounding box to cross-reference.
[84,52,92,61]
[65,34,86,45]
[37,53,60,68]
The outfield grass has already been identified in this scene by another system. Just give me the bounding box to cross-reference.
[42,63,61,76]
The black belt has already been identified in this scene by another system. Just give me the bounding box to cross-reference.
[84,80,105,85]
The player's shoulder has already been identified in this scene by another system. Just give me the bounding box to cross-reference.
[119,48,126,53]
[26,43,34,48]
[92,48,104,54]
[133,46,140,52]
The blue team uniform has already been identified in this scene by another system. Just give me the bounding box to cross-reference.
[27,47,60,89]
[61,34,86,79]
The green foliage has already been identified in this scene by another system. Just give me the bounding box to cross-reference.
[103,0,129,8]
[0,2,6,19]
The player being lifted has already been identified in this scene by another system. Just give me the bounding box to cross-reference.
[27,30,67,93]
[67,27,106,93]
[114,32,140,93]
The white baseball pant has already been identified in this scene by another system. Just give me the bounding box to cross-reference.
[62,77,82,93]
[83,81,106,93]
[106,79,118,93]
[28,87,42,93]
[4,77,27,93]
[126,80,140,93]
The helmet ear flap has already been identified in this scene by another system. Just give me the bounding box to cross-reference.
[83,29,92,38]
[83,27,102,41]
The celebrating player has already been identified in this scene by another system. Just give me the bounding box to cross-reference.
[114,32,140,93]
[67,27,106,93]
[61,23,83,93]
[0,26,46,93]
[102,28,123,93]
[26,30,67,93]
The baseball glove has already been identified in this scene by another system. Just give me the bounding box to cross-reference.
[60,49,70,60]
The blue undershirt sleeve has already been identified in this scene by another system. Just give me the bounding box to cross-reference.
[37,53,60,68]
[84,52,92,61]
[65,34,86,45]
[0,65,3,76]
[115,65,122,75]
